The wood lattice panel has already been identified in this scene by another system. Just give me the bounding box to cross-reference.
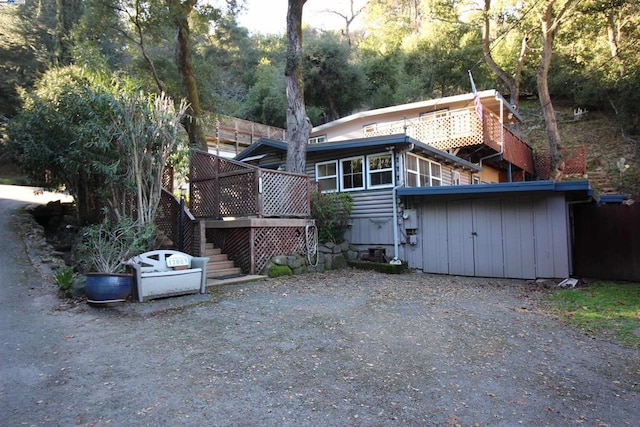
[534,145,586,179]
[189,151,311,219]
[261,172,310,217]
[253,227,307,274]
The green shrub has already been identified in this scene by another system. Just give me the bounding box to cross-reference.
[311,191,353,243]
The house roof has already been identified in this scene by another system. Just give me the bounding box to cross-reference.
[311,90,521,134]
[235,134,482,172]
[397,180,593,201]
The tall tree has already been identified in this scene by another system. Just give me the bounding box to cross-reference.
[536,0,578,181]
[168,0,207,150]
[481,0,528,109]
[285,0,311,173]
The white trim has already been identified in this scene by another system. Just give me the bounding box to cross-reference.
[315,160,338,193]
[340,156,365,192]
[367,152,395,189]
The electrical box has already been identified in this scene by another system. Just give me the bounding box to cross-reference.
[402,209,418,229]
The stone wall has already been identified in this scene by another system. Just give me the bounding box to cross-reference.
[262,241,360,277]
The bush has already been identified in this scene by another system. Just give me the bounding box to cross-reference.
[311,191,353,243]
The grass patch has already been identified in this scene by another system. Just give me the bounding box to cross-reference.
[548,281,640,349]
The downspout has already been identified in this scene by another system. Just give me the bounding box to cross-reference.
[391,143,411,265]
[478,95,507,180]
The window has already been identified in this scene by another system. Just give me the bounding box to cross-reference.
[451,170,460,186]
[309,135,327,144]
[472,175,481,185]
[363,123,377,135]
[341,156,364,191]
[407,153,442,187]
[315,160,338,192]
[367,153,394,188]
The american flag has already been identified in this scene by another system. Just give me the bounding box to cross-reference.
[468,70,483,123]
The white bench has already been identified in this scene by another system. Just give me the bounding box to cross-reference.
[127,250,209,302]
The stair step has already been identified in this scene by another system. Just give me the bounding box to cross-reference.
[208,267,243,279]
[204,247,222,256]
[207,253,229,262]
[208,260,236,270]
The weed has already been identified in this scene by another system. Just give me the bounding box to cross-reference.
[54,266,76,298]
[548,281,640,349]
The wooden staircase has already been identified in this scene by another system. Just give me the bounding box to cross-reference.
[203,243,243,279]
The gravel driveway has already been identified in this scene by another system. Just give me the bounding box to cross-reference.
[2,190,639,426]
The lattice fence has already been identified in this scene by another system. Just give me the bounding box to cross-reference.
[534,145,586,179]
[155,188,197,255]
[189,150,310,219]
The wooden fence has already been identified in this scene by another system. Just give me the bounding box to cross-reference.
[573,202,640,282]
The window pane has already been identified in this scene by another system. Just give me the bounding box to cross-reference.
[407,172,418,187]
[342,158,363,190]
[319,177,337,192]
[371,171,393,186]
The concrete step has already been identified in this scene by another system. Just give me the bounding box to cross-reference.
[206,274,267,288]
[207,267,243,279]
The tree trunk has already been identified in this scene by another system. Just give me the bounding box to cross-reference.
[482,0,522,109]
[172,0,207,150]
[536,0,576,181]
[285,0,312,174]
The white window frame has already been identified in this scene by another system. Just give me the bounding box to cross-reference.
[367,153,395,189]
[472,175,481,185]
[315,160,338,193]
[309,135,327,144]
[406,153,442,187]
[340,156,365,192]
[451,170,460,186]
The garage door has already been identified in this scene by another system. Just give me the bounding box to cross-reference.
[417,195,567,279]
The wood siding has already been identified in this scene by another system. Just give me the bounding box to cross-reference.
[404,193,570,279]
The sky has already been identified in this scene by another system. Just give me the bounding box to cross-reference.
[236,0,366,35]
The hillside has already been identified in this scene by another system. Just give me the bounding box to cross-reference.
[517,101,639,198]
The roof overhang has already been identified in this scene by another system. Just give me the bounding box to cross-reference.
[397,180,593,201]
[235,134,482,172]
[311,90,522,134]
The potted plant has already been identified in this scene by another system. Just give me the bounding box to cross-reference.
[75,217,154,303]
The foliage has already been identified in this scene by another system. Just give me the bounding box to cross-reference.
[311,191,353,244]
[6,66,188,225]
[74,218,156,274]
[347,260,409,274]
[548,281,640,350]
[267,265,293,278]
[54,266,77,298]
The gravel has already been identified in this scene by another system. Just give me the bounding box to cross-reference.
[3,201,639,426]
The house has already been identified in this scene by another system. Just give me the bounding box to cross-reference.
[308,90,535,183]
[234,91,593,280]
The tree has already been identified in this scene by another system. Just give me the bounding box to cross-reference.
[536,0,578,181]
[285,0,312,174]
[481,0,528,109]
[303,30,366,123]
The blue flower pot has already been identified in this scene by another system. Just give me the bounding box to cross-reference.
[85,273,133,304]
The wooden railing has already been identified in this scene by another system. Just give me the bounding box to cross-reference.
[364,107,534,174]
[189,151,311,219]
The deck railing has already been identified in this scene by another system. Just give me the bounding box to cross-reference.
[364,107,534,174]
[189,150,311,219]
